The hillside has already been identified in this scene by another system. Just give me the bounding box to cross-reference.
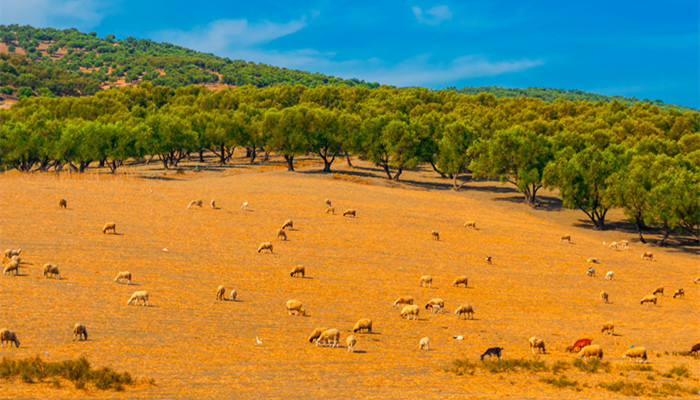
[0,158,698,398]
[0,25,694,112]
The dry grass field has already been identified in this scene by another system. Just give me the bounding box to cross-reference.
[0,156,698,399]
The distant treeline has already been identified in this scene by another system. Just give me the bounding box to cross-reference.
[1,83,697,242]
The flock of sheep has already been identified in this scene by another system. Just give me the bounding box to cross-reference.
[1,194,698,381]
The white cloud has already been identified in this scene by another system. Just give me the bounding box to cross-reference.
[0,0,108,29]
[153,17,307,56]
[412,5,453,25]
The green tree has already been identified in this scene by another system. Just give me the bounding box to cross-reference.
[436,119,476,190]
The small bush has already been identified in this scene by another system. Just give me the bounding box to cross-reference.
[663,365,690,378]
[539,375,580,390]
[599,380,700,397]
[573,358,610,373]
[551,360,569,374]
[480,358,548,374]
[623,364,655,372]
[599,381,646,396]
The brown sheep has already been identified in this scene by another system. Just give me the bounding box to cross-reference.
[601,321,614,335]
[43,263,61,279]
[59,199,67,208]
[560,234,571,243]
[290,265,305,278]
[529,337,546,354]
[257,242,273,253]
[641,251,654,261]
[0,329,20,348]
[73,323,88,341]
[640,294,657,305]
[673,289,684,299]
[431,230,440,240]
[325,206,335,215]
[600,291,609,303]
[277,229,287,241]
[452,276,468,287]
[463,221,476,229]
[652,287,664,296]
[102,222,117,234]
[342,209,356,217]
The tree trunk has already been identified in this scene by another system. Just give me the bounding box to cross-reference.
[392,167,403,181]
[345,152,354,168]
[249,148,257,164]
[634,215,647,244]
[284,154,294,171]
[199,150,205,163]
[429,160,447,178]
[659,222,671,246]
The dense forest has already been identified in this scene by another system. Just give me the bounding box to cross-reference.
[1,83,697,243]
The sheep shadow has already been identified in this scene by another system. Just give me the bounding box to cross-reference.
[104,232,125,236]
[351,350,367,354]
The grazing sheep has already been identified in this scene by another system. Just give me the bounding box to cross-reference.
[652,287,664,296]
[325,206,335,215]
[392,296,414,308]
[114,271,132,284]
[529,337,546,354]
[567,338,592,352]
[3,248,21,262]
[210,200,217,209]
[257,242,273,253]
[0,329,19,348]
[454,305,475,320]
[690,343,700,355]
[241,201,249,210]
[600,291,609,303]
[127,291,149,306]
[187,200,203,209]
[230,289,237,301]
[641,251,654,261]
[316,329,340,348]
[353,318,373,334]
[618,240,629,250]
[431,230,440,240]
[587,257,599,264]
[481,347,503,360]
[346,335,356,353]
[605,271,614,280]
[308,327,329,344]
[464,221,476,229]
[608,241,618,250]
[640,294,657,305]
[419,275,433,288]
[73,323,88,341]
[485,255,492,264]
[277,229,287,241]
[694,277,700,284]
[42,263,61,279]
[290,265,305,278]
[622,347,647,363]
[59,199,67,208]
[452,276,468,287]
[601,321,615,335]
[425,298,445,311]
[324,199,332,207]
[419,337,430,351]
[102,222,117,234]
[282,219,293,230]
[216,285,226,301]
[673,289,684,299]
[560,234,571,243]
[343,209,356,217]
[577,344,603,359]
[286,299,306,316]
[3,259,20,276]
[400,304,420,320]
[587,267,596,277]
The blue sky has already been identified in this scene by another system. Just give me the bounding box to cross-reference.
[2,0,698,108]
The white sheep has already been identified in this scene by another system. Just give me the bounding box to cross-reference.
[601,321,614,335]
[0,329,20,348]
[241,201,249,210]
[693,276,700,285]
[641,251,654,261]
[210,200,217,209]
[286,299,306,316]
[640,294,657,305]
[43,263,61,279]
[453,276,468,287]
[400,304,420,320]
[325,206,335,215]
[3,248,21,262]
[600,291,609,303]
[187,200,203,209]
[308,327,329,344]
[342,209,356,217]
[559,234,571,243]
[605,271,614,280]
[290,265,305,278]
[419,275,433,288]
[587,267,596,277]
[281,219,293,230]
[419,337,430,351]
[114,271,132,284]
[277,229,287,241]
[652,287,664,296]
[425,298,445,313]
[216,285,226,301]
[102,222,117,234]
[463,221,476,229]
[587,257,599,264]
[529,337,546,354]
[127,290,149,306]
[230,289,237,301]
[316,328,340,348]
[73,323,88,341]
[455,305,475,320]
[622,347,647,363]
[353,318,373,334]
[608,241,619,250]
[3,259,20,276]
[431,230,440,240]
[257,242,273,253]
[673,288,684,299]
[392,296,414,308]
[346,335,356,353]
[618,240,629,250]
[577,344,603,359]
